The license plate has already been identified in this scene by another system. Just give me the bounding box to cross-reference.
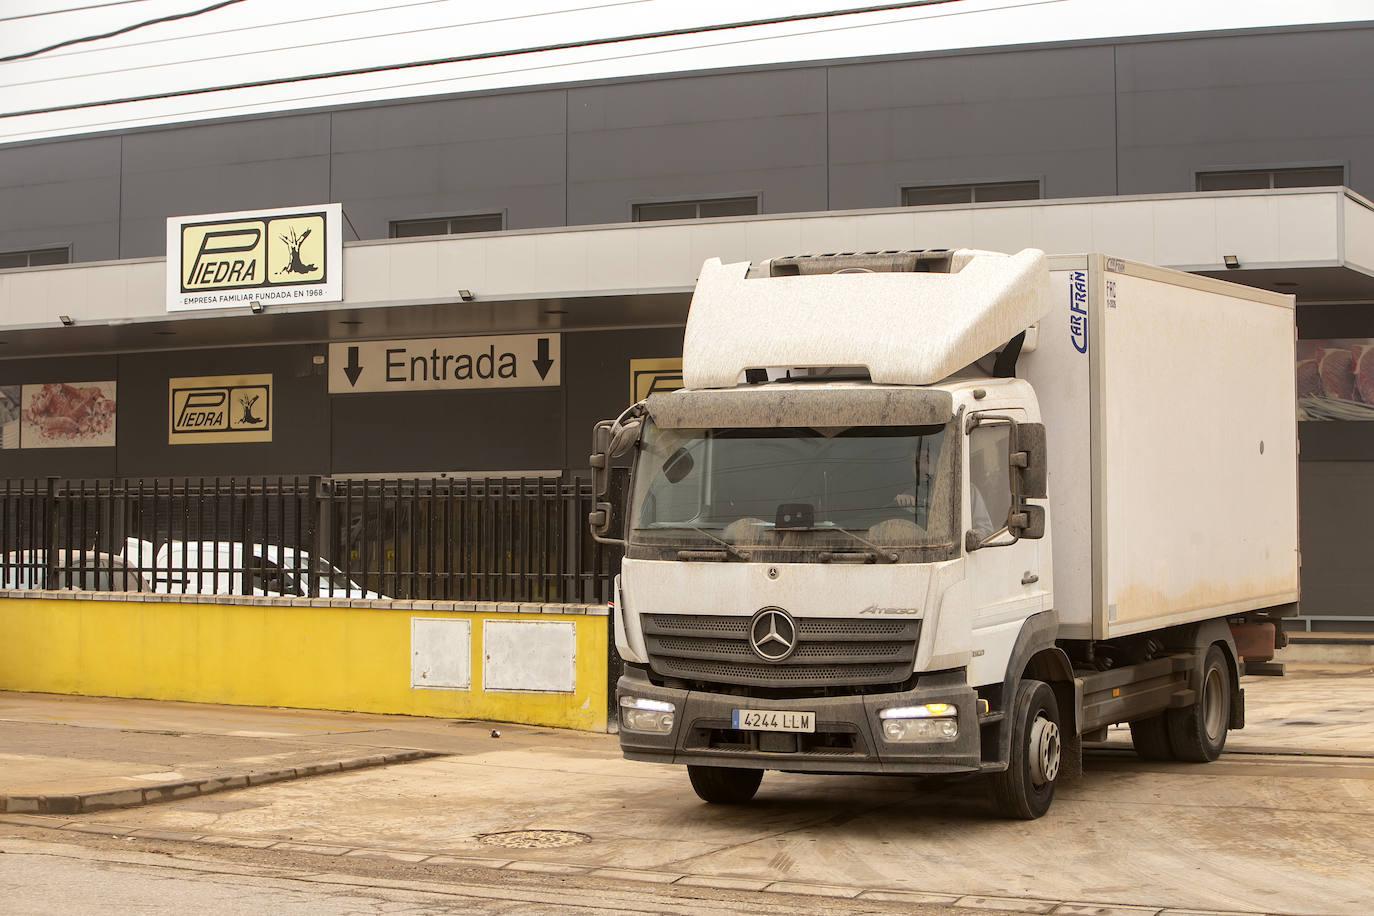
[731,709,815,733]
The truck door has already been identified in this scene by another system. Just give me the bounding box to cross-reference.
[965,414,1050,678]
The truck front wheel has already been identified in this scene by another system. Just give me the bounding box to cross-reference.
[687,765,763,804]
[990,679,1061,819]
[1166,644,1231,762]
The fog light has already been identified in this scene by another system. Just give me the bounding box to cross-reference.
[881,717,958,742]
[879,703,958,742]
[619,696,675,733]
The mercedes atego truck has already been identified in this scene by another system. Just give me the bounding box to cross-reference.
[589,248,1298,818]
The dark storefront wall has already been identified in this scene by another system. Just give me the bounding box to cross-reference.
[0,325,685,481]
[1294,303,1374,630]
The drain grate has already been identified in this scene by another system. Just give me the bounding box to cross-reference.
[478,829,590,849]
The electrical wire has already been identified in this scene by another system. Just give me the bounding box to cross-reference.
[0,1,153,25]
[1,1,647,86]
[1,0,247,63]
[0,0,966,119]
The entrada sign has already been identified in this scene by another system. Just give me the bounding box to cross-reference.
[328,335,561,394]
[165,204,342,311]
[169,374,273,444]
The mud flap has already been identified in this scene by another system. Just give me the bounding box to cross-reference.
[1229,686,1245,731]
[1059,730,1083,781]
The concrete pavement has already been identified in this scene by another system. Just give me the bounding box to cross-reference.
[1,662,1372,915]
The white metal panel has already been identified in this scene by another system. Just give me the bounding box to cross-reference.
[1032,204,1096,256]
[1089,200,1156,263]
[1099,266,1298,637]
[482,620,576,693]
[410,617,472,690]
[1021,259,1095,634]
[1153,198,1220,268]
[1343,195,1374,277]
[1214,195,1282,267]
[0,190,1361,332]
[1276,193,1341,264]
[387,243,441,302]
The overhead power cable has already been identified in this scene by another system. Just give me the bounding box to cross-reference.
[0,1,153,25]
[0,0,967,120]
[1,0,247,63]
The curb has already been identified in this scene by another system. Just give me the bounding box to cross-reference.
[0,750,440,815]
[0,815,1295,916]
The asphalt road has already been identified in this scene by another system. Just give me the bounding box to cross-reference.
[2,664,1371,915]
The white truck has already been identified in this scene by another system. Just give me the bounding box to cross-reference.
[589,248,1298,818]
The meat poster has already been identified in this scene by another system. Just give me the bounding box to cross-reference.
[1297,339,1374,421]
[20,381,117,448]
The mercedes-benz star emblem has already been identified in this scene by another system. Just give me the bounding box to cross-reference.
[749,607,798,662]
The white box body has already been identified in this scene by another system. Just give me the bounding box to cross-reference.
[1025,255,1298,639]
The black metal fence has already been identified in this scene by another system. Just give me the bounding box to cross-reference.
[0,475,621,604]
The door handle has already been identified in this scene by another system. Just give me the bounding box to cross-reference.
[1021,572,1039,585]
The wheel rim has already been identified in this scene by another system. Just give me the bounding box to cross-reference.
[1202,665,1226,742]
[1028,715,1060,786]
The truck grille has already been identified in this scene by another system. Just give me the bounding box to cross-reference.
[642,614,920,688]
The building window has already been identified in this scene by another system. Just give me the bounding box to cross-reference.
[390,213,504,238]
[1196,166,1346,192]
[0,246,70,270]
[902,181,1041,207]
[633,197,759,222]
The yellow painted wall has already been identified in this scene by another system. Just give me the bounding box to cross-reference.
[0,597,608,731]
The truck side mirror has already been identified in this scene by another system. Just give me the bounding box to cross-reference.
[1014,423,1047,500]
[1010,504,1046,539]
[589,419,625,545]
[590,420,613,497]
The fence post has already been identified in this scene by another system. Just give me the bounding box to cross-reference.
[311,475,326,598]
[43,476,59,585]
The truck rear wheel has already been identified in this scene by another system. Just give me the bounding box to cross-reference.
[1129,714,1174,760]
[687,765,763,804]
[990,679,1060,820]
[1166,644,1230,762]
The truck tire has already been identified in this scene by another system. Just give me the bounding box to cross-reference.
[990,679,1060,819]
[1166,644,1230,762]
[1128,715,1174,760]
[687,765,763,804]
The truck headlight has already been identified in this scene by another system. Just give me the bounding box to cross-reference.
[879,703,958,742]
[620,696,675,733]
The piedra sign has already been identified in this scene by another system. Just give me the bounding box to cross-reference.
[328,334,561,394]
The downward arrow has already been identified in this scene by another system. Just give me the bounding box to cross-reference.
[344,346,364,386]
[533,337,554,380]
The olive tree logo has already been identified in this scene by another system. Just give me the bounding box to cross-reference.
[276,225,317,276]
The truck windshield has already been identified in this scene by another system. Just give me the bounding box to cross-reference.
[628,421,955,556]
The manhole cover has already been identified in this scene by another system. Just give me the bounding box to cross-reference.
[478,829,590,849]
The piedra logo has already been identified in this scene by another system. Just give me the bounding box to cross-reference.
[170,379,271,442]
[181,211,326,292]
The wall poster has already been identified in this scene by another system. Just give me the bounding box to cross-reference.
[19,381,117,448]
[1297,339,1374,421]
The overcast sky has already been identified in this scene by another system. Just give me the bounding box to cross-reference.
[1,0,1370,145]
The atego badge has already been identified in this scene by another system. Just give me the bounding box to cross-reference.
[169,374,272,444]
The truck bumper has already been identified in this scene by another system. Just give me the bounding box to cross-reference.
[616,668,985,775]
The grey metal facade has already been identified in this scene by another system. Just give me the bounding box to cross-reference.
[4,24,1374,258]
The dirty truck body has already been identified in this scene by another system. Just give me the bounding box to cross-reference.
[589,249,1298,818]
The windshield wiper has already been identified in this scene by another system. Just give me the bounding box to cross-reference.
[677,524,751,561]
[822,526,899,563]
